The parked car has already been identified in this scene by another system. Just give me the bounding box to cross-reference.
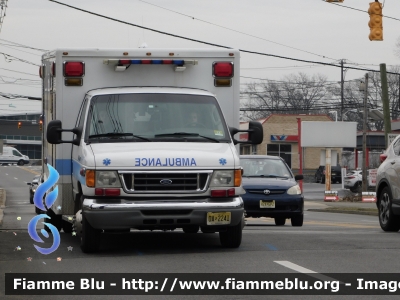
[27,174,41,204]
[314,165,342,184]
[344,170,362,192]
[376,135,400,232]
[240,155,304,226]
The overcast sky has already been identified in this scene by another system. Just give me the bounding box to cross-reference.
[0,0,399,106]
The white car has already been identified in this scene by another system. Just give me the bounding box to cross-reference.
[344,170,362,192]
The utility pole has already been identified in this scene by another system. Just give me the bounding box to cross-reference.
[341,59,344,120]
[380,64,391,148]
[362,73,368,193]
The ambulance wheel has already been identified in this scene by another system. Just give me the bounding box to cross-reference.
[219,219,243,248]
[43,209,62,232]
[62,220,73,233]
[80,213,101,253]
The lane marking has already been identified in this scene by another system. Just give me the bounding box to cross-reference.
[274,261,339,282]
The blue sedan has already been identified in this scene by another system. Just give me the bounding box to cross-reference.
[240,155,304,226]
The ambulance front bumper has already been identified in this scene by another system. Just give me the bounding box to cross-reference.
[82,197,244,230]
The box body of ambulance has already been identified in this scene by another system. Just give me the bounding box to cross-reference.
[41,48,262,252]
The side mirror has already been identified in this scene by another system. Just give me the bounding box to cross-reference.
[27,182,32,186]
[47,120,62,144]
[295,174,304,181]
[229,121,264,145]
[47,120,82,146]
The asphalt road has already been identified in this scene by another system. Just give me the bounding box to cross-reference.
[0,165,398,300]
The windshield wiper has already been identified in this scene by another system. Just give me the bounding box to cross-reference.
[89,132,150,141]
[244,174,288,178]
[154,132,220,143]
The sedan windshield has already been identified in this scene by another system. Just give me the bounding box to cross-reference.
[86,93,230,143]
[241,158,292,178]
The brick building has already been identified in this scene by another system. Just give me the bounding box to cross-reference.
[240,114,341,171]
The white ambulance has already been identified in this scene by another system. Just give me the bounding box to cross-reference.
[40,48,263,252]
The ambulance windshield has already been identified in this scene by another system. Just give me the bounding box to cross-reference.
[86,93,230,143]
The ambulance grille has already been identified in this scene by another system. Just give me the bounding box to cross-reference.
[120,171,211,193]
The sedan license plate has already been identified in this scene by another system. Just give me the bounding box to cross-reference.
[207,212,231,225]
[260,200,275,208]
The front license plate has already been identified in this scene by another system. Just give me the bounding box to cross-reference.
[260,200,275,208]
[207,212,231,225]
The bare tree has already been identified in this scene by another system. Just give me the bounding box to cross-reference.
[241,73,328,120]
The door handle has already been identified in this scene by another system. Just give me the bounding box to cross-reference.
[391,161,396,165]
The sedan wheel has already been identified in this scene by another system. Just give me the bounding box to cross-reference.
[291,215,303,227]
[379,187,400,232]
[274,217,286,226]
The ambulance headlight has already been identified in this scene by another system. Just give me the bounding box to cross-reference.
[210,170,234,187]
[96,171,121,188]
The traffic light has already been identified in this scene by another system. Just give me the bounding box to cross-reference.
[39,120,43,131]
[368,1,383,41]
[17,121,22,129]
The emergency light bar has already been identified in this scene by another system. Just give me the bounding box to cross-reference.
[103,59,198,65]
[103,59,198,72]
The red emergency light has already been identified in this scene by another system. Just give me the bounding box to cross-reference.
[64,61,85,77]
[213,62,233,78]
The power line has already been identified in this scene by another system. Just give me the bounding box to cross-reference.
[48,0,400,76]
[324,0,400,22]
[0,39,48,52]
[0,52,40,66]
[139,0,338,61]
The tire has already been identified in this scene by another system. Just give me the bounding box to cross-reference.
[62,220,73,233]
[378,187,400,232]
[29,193,34,204]
[43,209,62,232]
[182,225,199,233]
[291,215,304,227]
[219,218,243,248]
[351,182,362,193]
[321,177,325,184]
[17,160,24,166]
[274,217,286,226]
[314,176,318,183]
[35,206,43,215]
[80,213,101,253]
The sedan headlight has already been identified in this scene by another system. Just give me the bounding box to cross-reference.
[95,171,121,188]
[287,185,301,195]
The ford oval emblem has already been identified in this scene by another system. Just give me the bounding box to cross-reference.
[160,179,173,185]
[263,189,271,195]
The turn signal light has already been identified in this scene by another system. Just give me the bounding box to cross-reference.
[86,170,95,187]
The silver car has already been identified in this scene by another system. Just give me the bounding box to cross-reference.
[376,135,400,231]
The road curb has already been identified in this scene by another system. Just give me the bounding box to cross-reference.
[307,208,378,216]
[0,188,6,226]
